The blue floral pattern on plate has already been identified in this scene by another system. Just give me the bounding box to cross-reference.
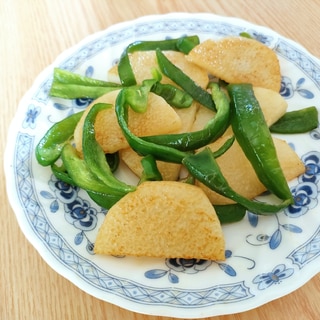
[252,264,294,290]
[4,13,320,318]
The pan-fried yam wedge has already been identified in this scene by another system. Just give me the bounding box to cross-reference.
[108,51,209,88]
[196,136,305,205]
[191,105,217,132]
[94,181,225,260]
[174,101,200,131]
[74,90,182,154]
[187,37,281,92]
[253,87,287,125]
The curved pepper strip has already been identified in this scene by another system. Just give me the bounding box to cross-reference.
[228,83,293,203]
[151,82,193,108]
[49,68,121,99]
[118,35,200,86]
[139,154,163,184]
[124,79,157,113]
[105,152,120,173]
[61,143,124,206]
[141,82,230,151]
[121,78,193,113]
[51,163,120,208]
[270,106,318,134]
[35,111,84,166]
[115,89,189,163]
[51,163,76,186]
[183,148,292,215]
[50,68,193,110]
[211,136,235,159]
[155,48,215,111]
[86,190,122,209]
[175,36,201,54]
[214,203,247,224]
[82,102,136,194]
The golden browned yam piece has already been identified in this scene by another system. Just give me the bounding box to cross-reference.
[74,90,182,154]
[174,101,200,132]
[196,137,305,205]
[187,37,281,92]
[108,51,209,88]
[253,87,287,125]
[191,105,216,132]
[120,148,181,181]
[94,181,225,260]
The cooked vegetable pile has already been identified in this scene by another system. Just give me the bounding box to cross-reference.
[35,35,318,259]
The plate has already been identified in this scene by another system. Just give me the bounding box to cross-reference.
[4,13,320,318]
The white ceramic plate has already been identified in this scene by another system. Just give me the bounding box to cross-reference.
[5,13,320,318]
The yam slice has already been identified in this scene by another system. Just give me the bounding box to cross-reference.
[253,87,287,125]
[187,37,281,92]
[94,181,225,260]
[196,136,305,205]
[74,90,182,154]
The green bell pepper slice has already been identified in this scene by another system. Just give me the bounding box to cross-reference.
[183,148,292,215]
[156,48,215,111]
[82,102,136,194]
[50,68,121,99]
[35,111,84,166]
[270,106,318,134]
[139,154,163,184]
[228,83,293,203]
